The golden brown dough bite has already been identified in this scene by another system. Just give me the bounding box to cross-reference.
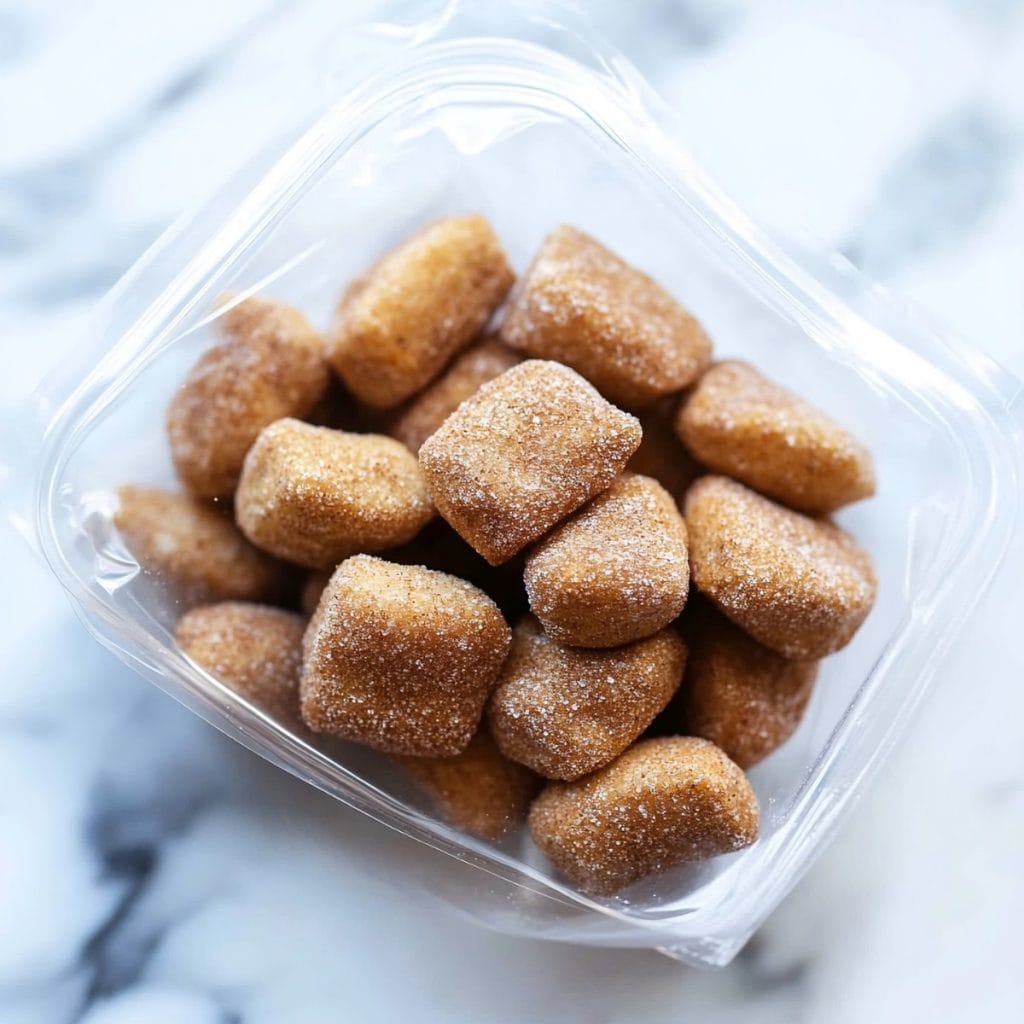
[167,295,329,499]
[114,486,283,608]
[488,617,686,780]
[419,360,641,565]
[394,726,541,841]
[627,401,702,496]
[300,556,511,756]
[389,338,521,453]
[685,476,876,660]
[529,736,759,896]
[681,605,817,768]
[676,360,875,513]
[175,602,306,724]
[500,225,712,408]
[327,215,515,409]
[235,418,433,569]
[524,473,689,648]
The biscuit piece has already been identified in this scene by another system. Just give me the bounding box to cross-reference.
[529,736,759,896]
[175,602,305,724]
[300,556,511,756]
[676,360,875,513]
[419,361,641,565]
[685,477,876,660]
[488,617,686,780]
[524,473,689,648]
[235,418,433,569]
[394,726,540,841]
[167,295,329,499]
[389,338,521,453]
[328,215,515,408]
[115,486,283,608]
[682,606,817,768]
[627,402,702,496]
[500,226,711,407]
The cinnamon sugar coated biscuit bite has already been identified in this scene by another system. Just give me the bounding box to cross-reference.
[676,360,875,513]
[167,295,329,499]
[175,602,306,724]
[115,486,283,608]
[419,360,641,565]
[681,606,817,768]
[328,215,515,409]
[500,226,712,408]
[685,477,876,660]
[394,726,540,841]
[235,418,433,569]
[300,556,512,756]
[488,617,686,780]
[529,736,759,896]
[524,473,689,648]
[389,338,521,453]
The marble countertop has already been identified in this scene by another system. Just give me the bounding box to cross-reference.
[1,2,1022,1022]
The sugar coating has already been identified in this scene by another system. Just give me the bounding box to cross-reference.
[488,617,686,780]
[681,605,817,768]
[393,725,541,841]
[175,602,306,725]
[235,418,434,569]
[676,360,875,513]
[327,215,515,409]
[524,473,690,648]
[500,225,712,408]
[627,401,702,496]
[419,360,641,565]
[389,337,521,453]
[685,477,877,660]
[167,295,329,499]
[300,555,512,756]
[115,486,283,608]
[529,736,759,896]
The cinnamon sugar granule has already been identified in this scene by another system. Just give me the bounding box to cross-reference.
[676,360,875,513]
[168,295,329,499]
[680,604,817,768]
[115,485,283,608]
[500,226,712,408]
[488,617,686,780]
[327,215,515,409]
[529,736,759,896]
[235,418,433,569]
[685,476,876,660]
[419,360,641,565]
[394,725,540,841]
[627,401,702,496]
[524,473,689,648]
[175,602,305,725]
[300,555,511,756]
[389,337,521,453]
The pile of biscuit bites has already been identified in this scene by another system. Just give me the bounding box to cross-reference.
[115,215,877,897]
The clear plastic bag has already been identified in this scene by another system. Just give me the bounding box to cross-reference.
[7,0,1022,966]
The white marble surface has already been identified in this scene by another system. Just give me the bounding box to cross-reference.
[2,1,1023,1021]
